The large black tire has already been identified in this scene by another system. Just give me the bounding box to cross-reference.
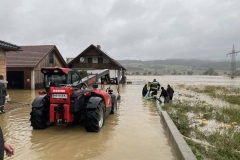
[30,105,50,129]
[85,101,105,132]
[110,100,117,114]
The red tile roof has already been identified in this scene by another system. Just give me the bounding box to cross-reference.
[7,45,55,67]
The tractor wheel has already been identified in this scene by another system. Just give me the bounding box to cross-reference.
[85,101,105,132]
[110,100,117,114]
[30,106,50,129]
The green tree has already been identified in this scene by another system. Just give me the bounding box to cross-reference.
[202,68,218,75]
[187,71,193,75]
[79,70,88,78]
[172,69,177,75]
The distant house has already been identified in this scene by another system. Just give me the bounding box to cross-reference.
[0,40,22,81]
[7,45,67,90]
[68,44,126,82]
[66,57,74,63]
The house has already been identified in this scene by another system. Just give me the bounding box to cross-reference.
[0,40,22,81]
[68,44,126,83]
[7,45,67,90]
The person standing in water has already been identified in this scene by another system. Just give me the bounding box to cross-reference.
[142,84,148,97]
[0,75,7,114]
[167,84,174,100]
[160,87,169,103]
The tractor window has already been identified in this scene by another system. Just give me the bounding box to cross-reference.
[67,71,80,85]
[45,74,66,88]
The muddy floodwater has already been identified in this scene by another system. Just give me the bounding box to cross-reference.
[1,75,240,160]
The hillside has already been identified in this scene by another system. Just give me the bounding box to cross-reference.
[117,59,240,75]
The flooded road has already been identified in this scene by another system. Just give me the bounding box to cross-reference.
[1,75,240,160]
[0,77,176,160]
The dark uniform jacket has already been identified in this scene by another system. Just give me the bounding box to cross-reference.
[0,83,7,108]
[0,83,7,96]
[142,86,148,97]
[160,89,169,98]
[0,127,4,160]
[167,87,174,96]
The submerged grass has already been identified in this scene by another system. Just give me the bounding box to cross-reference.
[216,107,240,124]
[162,102,192,136]
[184,138,205,160]
[224,95,240,105]
[162,85,240,159]
[187,85,240,105]
[205,129,240,160]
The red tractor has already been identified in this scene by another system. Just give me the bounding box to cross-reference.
[30,67,118,132]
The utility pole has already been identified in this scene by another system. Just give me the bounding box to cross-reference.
[226,44,240,78]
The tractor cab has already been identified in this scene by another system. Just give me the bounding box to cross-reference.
[41,67,81,92]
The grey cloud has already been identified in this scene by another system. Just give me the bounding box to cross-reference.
[1,0,240,61]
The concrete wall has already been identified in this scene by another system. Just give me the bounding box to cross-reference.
[156,101,197,160]
[0,50,6,81]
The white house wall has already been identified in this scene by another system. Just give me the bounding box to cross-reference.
[31,70,35,90]
[84,69,121,83]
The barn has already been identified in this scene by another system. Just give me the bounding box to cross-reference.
[7,45,67,90]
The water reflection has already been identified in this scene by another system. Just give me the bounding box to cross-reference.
[7,89,41,104]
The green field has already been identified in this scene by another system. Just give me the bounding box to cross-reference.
[124,64,229,76]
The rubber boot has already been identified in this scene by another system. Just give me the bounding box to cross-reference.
[1,106,5,113]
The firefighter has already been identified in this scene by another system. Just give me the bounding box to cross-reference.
[150,79,160,97]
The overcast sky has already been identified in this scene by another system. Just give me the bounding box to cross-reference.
[1,0,240,61]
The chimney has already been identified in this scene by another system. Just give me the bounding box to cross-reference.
[97,45,101,50]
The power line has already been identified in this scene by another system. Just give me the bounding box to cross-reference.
[226,44,240,78]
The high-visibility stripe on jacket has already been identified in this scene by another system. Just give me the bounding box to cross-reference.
[150,81,160,90]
